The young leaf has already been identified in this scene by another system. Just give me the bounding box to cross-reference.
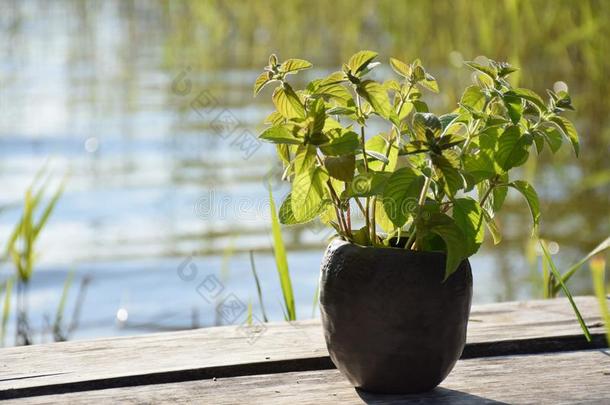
[259,126,302,145]
[389,57,410,77]
[280,58,313,74]
[452,198,484,256]
[495,125,532,171]
[356,80,398,124]
[420,73,439,93]
[460,85,486,112]
[505,88,547,112]
[464,61,497,80]
[550,116,579,157]
[508,180,540,233]
[382,167,423,227]
[273,85,305,119]
[253,72,272,96]
[348,50,378,74]
[320,131,359,156]
[291,167,328,222]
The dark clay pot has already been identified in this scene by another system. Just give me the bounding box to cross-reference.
[319,239,473,394]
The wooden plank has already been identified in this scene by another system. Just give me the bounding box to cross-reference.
[0,296,607,400]
[5,349,610,404]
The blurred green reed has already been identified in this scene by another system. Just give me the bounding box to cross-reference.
[589,255,609,346]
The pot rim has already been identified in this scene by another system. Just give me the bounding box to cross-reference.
[327,237,471,264]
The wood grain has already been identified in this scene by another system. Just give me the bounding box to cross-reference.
[0,296,607,400]
[6,349,610,404]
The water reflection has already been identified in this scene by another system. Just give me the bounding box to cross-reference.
[0,0,608,343]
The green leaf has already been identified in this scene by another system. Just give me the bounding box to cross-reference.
[291,166,328,222]
[452,198,484,256]
[319,71,348,86]
[508,180,540,233]
[382,167,423,227]
[278,193,298,224]
[280,58,312,74]
[464,152,495,183]
[482,209,502,244]
[347,171,388,197]
[348,50,378,74]
[539,240,591,342]
[505,88,547,112]
[273,85,305,119]
[259,126,302,145]
[419,73,439,93]
[357,80,398,124]
[541,126,563,153]
[495,125,532,171]
[439,113,459,131]
[326,106,356,116]
[253,72,272,96]
[464,61,497,79]
[324,155,355,182]
[431,153,464,197]
[460,85,486,112]
[366,133,398,172]
[413,112,441,141]
[389,57,410,77]
[364,150,389,164]
[503,94,523,125]
[420,213,468,280]
[268,186,296,321]
[374,198,395,233]
[294,145,316,175]
[550,116,579,157]
[320,131,359,156]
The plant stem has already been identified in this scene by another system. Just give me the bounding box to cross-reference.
[479,175,500,207]
[406,160,433,250]
[355,93,372,241]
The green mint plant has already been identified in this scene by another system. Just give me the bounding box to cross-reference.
[254,51,580,280]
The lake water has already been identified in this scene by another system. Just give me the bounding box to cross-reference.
[0,1,608,344]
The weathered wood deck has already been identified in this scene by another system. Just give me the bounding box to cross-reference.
[1,296,608,404]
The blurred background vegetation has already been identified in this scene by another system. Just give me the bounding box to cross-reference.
[0,0,608,344]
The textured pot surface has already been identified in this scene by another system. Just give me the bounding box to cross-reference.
[319,239,473,394]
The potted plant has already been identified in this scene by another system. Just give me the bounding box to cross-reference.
[254,51,581,393]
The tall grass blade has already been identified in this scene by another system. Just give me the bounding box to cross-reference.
[249,251,268,322]
[1,278,13,346]
[311,282,319,318]
[53,269,75,341]
[540,240,592,341]
[554,236,610,295]
[590,256,610,347]
[34,177,67,239]
[268,185,296,321]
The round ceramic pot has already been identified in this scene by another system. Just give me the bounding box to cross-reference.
[319,238,473,394]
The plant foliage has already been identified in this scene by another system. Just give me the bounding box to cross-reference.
[255,52,579,280]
